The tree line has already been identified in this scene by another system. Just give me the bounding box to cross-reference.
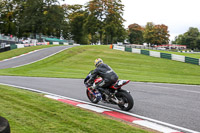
[172,27,200,50]
[0,0,171,45]
[0,0,67,40]
[128,22,170,46]
[1,0,199,49]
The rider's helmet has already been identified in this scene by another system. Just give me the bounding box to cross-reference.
[94,58,103,67]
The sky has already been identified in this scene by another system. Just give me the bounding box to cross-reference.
[59,0,200,41]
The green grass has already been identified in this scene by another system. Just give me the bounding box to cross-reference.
[144,49,200,59]
[0,45,199,84]
[0,45,55,61]
[0,84,151,133]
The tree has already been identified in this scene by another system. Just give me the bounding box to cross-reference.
[86,0,125,44]
[0,0,127,44]
[0,0,68,38]
[128,23,144,44]
[67,4,89,44]
[152,24,170,45]
[196,36,200,49]
[43,4,65,37]
[85,0,106,44]
[143,22,170,46]
[19,0,64,38]
[143,22,154,46]
[172,35,185,45]
[0,0,18,35]
[173,27,200,49]
[83,10,100,44]
[103,0,125,44]
[185,27,199,49]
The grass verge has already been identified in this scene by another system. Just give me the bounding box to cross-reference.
[0,45,199,84]
[0,45,55,61]
[0,84,151,133]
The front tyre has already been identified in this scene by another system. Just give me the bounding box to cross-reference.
[86,89,101,104]
[116,91,134,111]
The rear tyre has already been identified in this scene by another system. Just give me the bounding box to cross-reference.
[116,91,134,111]
[86,89,101,104]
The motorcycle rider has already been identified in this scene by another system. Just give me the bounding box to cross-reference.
[87,58,118,95]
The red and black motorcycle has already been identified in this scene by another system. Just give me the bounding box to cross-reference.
[84,71,134,111]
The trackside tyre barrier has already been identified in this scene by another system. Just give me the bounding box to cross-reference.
[112,45,200,66]
[0,116,10,133]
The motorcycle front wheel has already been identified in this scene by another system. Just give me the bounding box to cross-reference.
[86,89,101,104]
[116,91,134,111]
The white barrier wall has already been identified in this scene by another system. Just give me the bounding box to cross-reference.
[53,42,59,45]
[132,48,141,54]
[16,44,24,48]
[112,45,200,65]
[172,54,185,62]
[63,42,69,45]
[113,45,125,51]
[150,51,160,58]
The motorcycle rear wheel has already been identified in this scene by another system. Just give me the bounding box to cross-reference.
[86,89,101,104]
[116,91,134,111]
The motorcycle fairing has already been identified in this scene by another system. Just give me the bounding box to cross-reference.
[94,77,103,83]
[110,80,130,89]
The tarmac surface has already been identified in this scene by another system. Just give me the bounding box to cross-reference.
[0,76,199,132]
[0,45,74,69]
[0,45,199,132]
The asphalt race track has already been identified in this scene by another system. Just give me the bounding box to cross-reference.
[0,76,200,132]
[0,46,200,132]
[0,45,75,69]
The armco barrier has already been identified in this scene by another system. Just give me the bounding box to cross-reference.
[113,45,200,66]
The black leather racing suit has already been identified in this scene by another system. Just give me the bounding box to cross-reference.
[88,63,118,91]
